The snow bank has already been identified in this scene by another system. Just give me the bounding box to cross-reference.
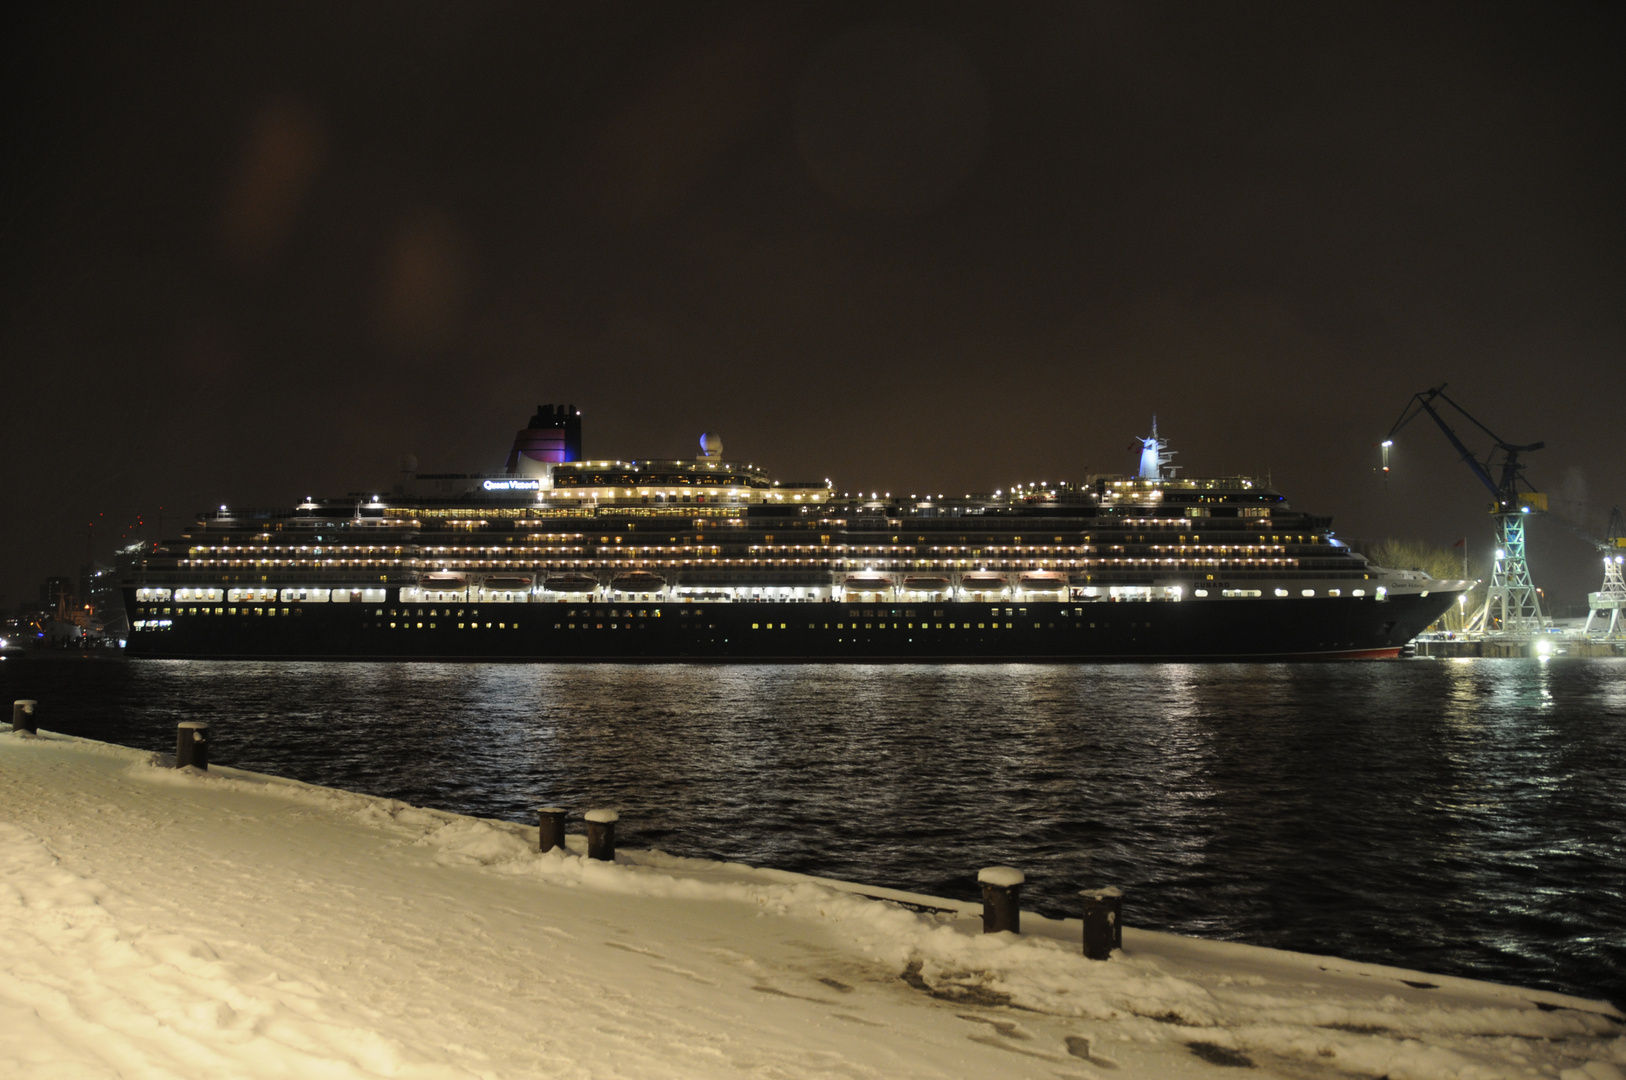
[3,728,1621,1079]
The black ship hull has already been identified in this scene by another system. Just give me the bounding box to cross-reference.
[123,590,1458,662]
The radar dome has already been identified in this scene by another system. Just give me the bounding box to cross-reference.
[699,432,724,459]
[398,454,419,473]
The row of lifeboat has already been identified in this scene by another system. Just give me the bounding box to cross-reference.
[418,572,661,594]
[418,570,1070,595]
[422,573,538,591]
[845,571,1068,594]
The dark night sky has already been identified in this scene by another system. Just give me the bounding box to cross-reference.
[3,1,1623,610]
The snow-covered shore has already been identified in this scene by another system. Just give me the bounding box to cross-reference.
[3,729,1622,1079]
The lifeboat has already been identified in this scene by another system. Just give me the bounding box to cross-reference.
[543,574,599,593]
[842,574,893,593]
[420,573,467,589]
[901,575,952,591]
[958,573,1008,591]
[1018,572,1067,591]
[481,575,532,590]
[611,572,666,592]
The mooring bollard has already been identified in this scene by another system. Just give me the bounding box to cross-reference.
[978,866,1024,934]
[585,808,618,861]
[176,721,210,770]
[1081,887,1123,960]
[537,806,568,853]
[12,700,38,734]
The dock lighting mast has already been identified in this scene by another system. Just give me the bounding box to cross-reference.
[1386,384,1550,635]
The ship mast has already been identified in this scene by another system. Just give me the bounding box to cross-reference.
[1136,418,1179,480]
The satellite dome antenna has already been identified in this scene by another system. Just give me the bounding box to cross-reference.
[699,432,724,459]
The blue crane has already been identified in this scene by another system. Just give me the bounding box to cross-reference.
[1384,384,1549,635]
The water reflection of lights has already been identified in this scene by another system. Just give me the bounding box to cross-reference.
[12,658,1625,1005]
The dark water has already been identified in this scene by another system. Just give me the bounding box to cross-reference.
[4,655,1623,1006]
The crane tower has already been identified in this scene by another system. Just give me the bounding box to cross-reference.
[1583,507,1626,638]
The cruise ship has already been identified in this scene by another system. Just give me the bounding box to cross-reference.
[122,406,1468,660]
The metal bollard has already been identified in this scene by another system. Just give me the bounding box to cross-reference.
[584,808,618,861]
[537,806,568,853]
[12,700,38,734]
[1081,887,1123,959]
[176,721,210,770]
[978,866,1024,934]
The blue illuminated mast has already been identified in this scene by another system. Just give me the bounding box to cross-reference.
[1136,418,1178,481]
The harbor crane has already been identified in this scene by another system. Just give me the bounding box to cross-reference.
[1385,384,1549,635]
[1540,507,1626,637]
[1578,508,1626,638]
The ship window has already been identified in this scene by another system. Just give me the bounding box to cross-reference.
[390,622,396,628]
[978,623,985,629]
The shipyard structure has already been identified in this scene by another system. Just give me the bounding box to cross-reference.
[123,407,1467,660]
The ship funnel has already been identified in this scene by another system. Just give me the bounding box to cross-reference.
[507,404,582,475]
